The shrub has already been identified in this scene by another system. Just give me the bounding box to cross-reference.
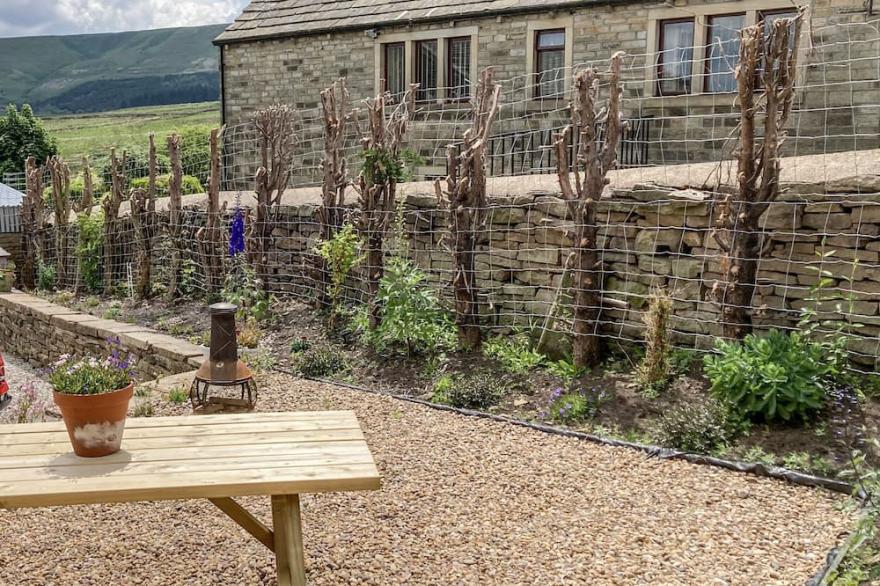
[483,333,544,373]
[242,348,277,373]
[654,400,736,454]
[76,210,104,293]
[703,329,835,422]
[635,287,672,396]
[237,316,262,349]
[314,223,363,322]
[434,372,506,410]
[294,346,347,378]
[355,257,457,355]
[36,261,56,291]
[542,386,608,424]
[222,255,271,321]
[129,174,203,196]
[166,386,189,404]
[290,338,312,354]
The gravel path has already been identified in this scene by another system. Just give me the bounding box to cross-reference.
[1,371,854,585]
[0,352,55,424]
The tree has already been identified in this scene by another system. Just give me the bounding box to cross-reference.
[0,104,58,178]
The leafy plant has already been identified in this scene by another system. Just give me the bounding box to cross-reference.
[47,345,135,396]
[0,104,57,177]
[75,210,104,293]
[542,386,608,424]
[222,255,271,322]
[178,258,201,298]
[703,329,836,422]
[433,372,506,410]
[359,147,424,184]
[36,260,56,291]
[131,400,155,418]
[483,333,544,374]
[782,451,835,477]
[293,346,347,378]
[354,257,457,355]
[129,173,203,196]
[654,400,737,454]
[669,348,697,376]
[103,304,121,320]
[545,358,588,381]
[314,223,363,323]
[742,445,777,466]
[290,338,312,354]
[241,349,277,373]
[635,287,673,397]
[237,316,262,349]
[166,386,189,404]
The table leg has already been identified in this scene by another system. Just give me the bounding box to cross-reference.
[271,494,307,586]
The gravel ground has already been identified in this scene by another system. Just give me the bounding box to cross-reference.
[0,352,55,424]
[1,371,855,585]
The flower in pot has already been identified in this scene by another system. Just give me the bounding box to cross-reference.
[48,348,136,457]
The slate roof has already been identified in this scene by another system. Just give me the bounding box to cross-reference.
[0,183,23,207]
[215,0,603,44]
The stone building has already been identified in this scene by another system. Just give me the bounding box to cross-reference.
[215,0,877,177]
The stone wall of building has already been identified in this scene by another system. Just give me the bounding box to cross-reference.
[0,293,205,378]
[219,0,873,176]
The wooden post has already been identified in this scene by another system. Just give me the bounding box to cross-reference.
[552,53,625,368]
[130,133,157,300]
[48,156,72,289]
[20,156,46,289]
[316,79,351,310]
[166,133,184,300]
[271,494,307,586]
[103,149,127,293]
[434,68,501,350]
[197,128,227,298]
[711,10,804,339]
[73,156,95,295]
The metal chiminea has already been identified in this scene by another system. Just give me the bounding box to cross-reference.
[190,302,258,411]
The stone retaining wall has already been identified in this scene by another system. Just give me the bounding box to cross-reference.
[0,293,205,379]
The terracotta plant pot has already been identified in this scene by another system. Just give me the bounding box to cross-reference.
[53,383,134,457]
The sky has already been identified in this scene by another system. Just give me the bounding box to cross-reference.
[0,0,250,38]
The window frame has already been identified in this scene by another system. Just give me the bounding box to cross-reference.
[446,36,472,101]
[414,39,439,102]
[383,42,406,96]
[703,12,746,94]
[534,28,567,98]
[656,18,696,97]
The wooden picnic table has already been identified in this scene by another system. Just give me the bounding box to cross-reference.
[0,411,381,586]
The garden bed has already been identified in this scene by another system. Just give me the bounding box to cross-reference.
[0,370,854,584]
[45,292,880,481]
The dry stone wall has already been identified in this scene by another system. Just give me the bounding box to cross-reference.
[0,293,205,378]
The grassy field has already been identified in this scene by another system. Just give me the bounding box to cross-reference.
[44,102,220,161]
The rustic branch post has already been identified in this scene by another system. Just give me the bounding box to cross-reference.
[48,156,72,289]
[551,52,625,368]
[72,156,95,295]
[166,133,184,300]
[711,10,804,339]
[197,128,227,298]
[352,85,416,328]
[130,133,158,300]
[434,68,502,350]
[251,105,295,292]
[102,148,127,293]
[316,79,351,310]
[20,156,46,289]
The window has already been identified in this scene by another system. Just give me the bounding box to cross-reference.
[447,37,471,100]
[761,9,798,48]
[384,43,405,97]
[657,19,695,96]
[705,14,745,93]
[535,29,566,98]
[415,40,438,101]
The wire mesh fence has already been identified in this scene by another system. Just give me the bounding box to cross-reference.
[25,16,880,368]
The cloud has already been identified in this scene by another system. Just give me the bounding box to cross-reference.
[0,0,249,38]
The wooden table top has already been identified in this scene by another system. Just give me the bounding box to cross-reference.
[0,411,381,509]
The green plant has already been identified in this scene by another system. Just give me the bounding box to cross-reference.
[241,349,277,373]
[290,338,312,354]
[354,257,457,356]
[483,333,544,374]
[293,346,347,378]
[75,210,104,293]
[129,173,203,196]
[132,400,155,418]
[166,386,189,404]
[742,445,777,466]
[222,255,271,321]
[433,373,506,410]
[83,295,100,308]
[178,258,200,298]
[134,385,150,398]
[782,451,835,476]
[430,374,455,404]
[237,316,262,349]
[545,357,587,381]
[36,260,56,291]
[103,305,121,320]
[47,348,135,396]
[314,223,363,322]
[654,400,737,454]
[542,386,608,424]
[635,287,673,396]
[669,348,697,376]
[359,147,424,184]
[703,329,836,422]
[0,104,57,177]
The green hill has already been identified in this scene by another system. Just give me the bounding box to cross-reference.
[0,24,227,114]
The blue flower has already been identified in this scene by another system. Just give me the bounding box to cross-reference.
[229,208,246,257]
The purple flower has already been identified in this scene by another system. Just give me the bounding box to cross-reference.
[229,208,246,257]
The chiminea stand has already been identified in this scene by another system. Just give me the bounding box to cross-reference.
[191,302,258,412]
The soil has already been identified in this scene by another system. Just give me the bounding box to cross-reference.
[43,291,880,479]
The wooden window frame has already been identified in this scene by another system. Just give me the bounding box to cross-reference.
[446,36,472,102]
[656,18,696,97]
[703,12,746,94]
[383,42,405,96]
[534,28,567,98]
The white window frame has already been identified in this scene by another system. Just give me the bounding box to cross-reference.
[374,27,479,103]
[526,18,575,100]
[645,1,807,100]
